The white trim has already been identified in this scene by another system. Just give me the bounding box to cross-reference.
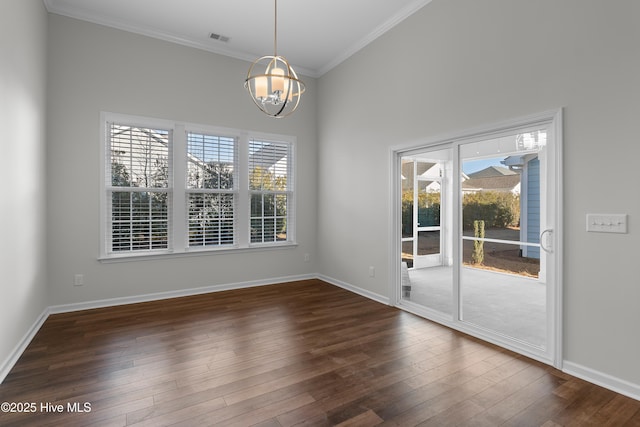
[48,274,315,314]
[43,0,433,78]
[388,151,402,307]
[98,242,299,263]
[42,1,310,75]
[173,124,187,252]
[452,144,462,324]
[550,109,564,369]
[238,132,250,246]
[4,273,639,404]
[397,298,553,365]
[317,0,434,76]
[0,308,50,384]
[563,361,640,402]
[0,274,313,384]
[460,236,541,248]
[389,109,563,155]
[318,274,390,306]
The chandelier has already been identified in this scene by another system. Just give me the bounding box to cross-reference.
[244,0,305,118]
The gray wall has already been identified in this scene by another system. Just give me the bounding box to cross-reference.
[3,0,638,396]
[317,0,640,386]
[46,14,318,306]
[0,0,49,375]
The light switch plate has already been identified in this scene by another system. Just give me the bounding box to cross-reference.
[586,214,628,233]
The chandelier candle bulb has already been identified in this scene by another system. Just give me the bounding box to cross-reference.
[255,76,268,99]
[271,67,285,93]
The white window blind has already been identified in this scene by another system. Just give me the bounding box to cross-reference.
[249,139,294,244]
[101,113,296,260]
[107,124,172,253]
[186,132,237,248]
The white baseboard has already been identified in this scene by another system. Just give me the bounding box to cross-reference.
[318,274,390,306]
[4,274,639,405]
[0,274,315,384]
[319,277,640,403]
[0,307,50,384]
[49,274,316,314]
[563,361,640,401]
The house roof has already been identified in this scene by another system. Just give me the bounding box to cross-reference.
[467,166,516,179]
[462,174,521,192]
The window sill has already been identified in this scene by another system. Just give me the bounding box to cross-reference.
[98,242,298,263]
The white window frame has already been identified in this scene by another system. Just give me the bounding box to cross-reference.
[248,137,295,247]
[184,129,239,251]
[99,112,296,261]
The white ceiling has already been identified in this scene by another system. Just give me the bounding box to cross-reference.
[43,0,433,78]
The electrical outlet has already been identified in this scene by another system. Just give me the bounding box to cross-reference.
[369,266,375,278]
[74,274,84,286]
[304,253,310,262]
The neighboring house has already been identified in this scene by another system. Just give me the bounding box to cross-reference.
[462,166,521,194]
[110,125,232,188]
[401,161,443,193]
[110,126,172,188]
[109,126,290,187]
[467,165,514,178]
[503,154,541,259]
[248,141,290,179]
[462,161,540,259]
[462,174,521,194]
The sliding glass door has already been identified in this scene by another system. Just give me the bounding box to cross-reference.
[460,131,551,348]
[394,112,561,366]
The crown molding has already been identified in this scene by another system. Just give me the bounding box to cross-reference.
[44,0,432,79]
[317,0,433,76]
[43,0,317,77]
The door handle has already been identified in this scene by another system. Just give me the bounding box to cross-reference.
[540,229,553,253]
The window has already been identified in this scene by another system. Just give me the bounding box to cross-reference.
[108,124,171,252]
[187,132,237,248]
[101,113,295,259]
[249,139,293,244]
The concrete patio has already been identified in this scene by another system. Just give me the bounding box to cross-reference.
[404,266,546,347]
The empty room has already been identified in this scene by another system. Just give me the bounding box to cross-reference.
[1,0,639,425]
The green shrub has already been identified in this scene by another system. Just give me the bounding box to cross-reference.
[402,190,440,235]
[462,191,519,230]
[402,190,519,234]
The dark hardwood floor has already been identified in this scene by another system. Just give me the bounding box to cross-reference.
[1,279,638,426]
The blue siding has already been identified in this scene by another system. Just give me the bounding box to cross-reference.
[527,158,540,259]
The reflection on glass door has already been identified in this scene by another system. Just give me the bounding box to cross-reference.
[460,130,549,348]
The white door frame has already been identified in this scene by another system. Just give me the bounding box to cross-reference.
[389,109,563,368]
